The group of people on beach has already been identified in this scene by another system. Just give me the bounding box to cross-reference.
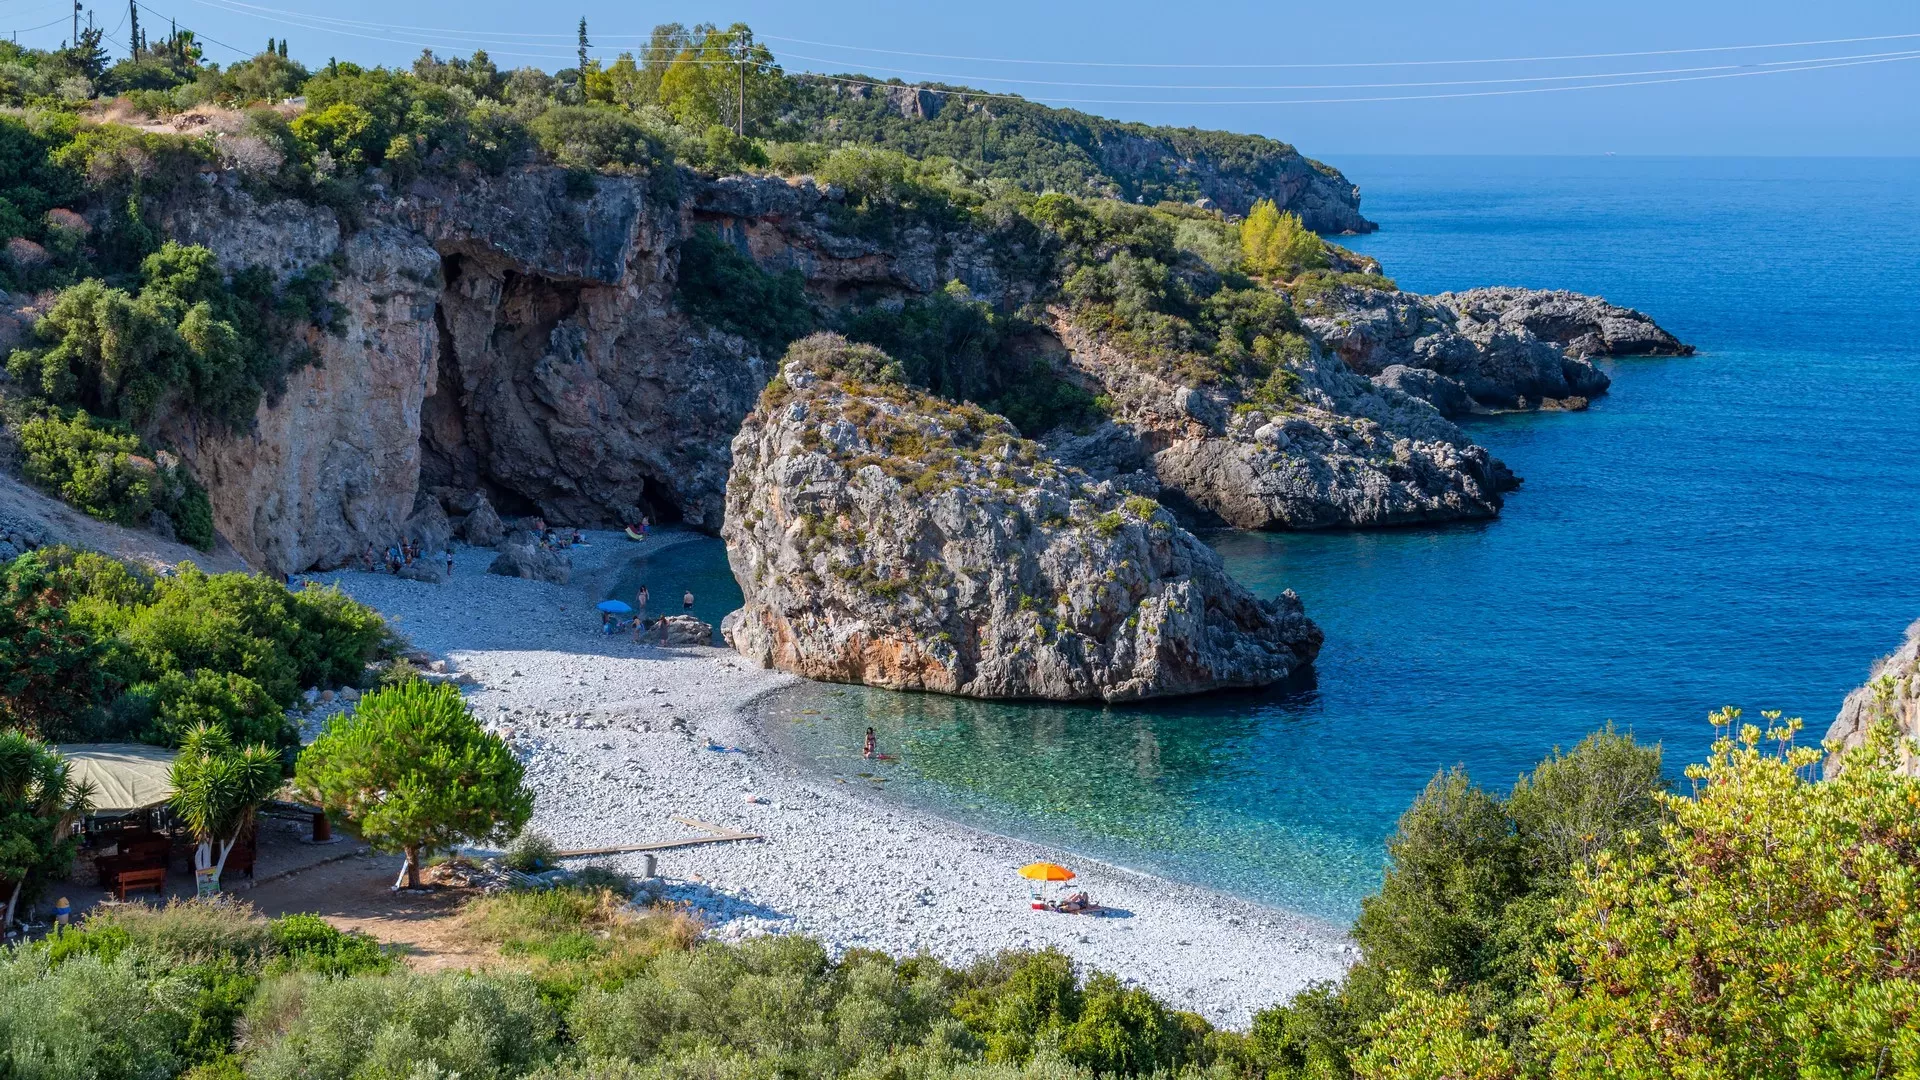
[528,517,588,551]
[601,582,698,641]
[364,538,453,577]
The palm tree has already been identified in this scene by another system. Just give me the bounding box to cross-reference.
[168,724,281,892]
[0,731,94,928]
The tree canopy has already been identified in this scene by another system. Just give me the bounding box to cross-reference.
[296,679,532,887]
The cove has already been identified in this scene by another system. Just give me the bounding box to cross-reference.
[741,156,1920,922]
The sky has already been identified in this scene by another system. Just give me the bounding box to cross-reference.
[7,0,1917,157]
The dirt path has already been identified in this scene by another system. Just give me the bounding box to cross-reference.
[243,851,496,971]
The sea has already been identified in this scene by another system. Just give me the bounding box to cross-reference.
[621,157,1920,924]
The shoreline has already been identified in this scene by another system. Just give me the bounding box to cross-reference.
[312,528,1353,1028]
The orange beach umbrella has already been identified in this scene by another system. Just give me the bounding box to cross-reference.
[1018,862,1076,883]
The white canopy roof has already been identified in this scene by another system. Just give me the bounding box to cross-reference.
[57,743,176,816]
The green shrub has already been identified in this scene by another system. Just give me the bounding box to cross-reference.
[0,550,108,739]
[0,950,190,1080]
[530,105,667,172]
[30,547,390,744]
[242,970,561,1080]
[266,913,395,977]
[675,225,815,357]
[1240,199,1327,280]
[503,829,559,873]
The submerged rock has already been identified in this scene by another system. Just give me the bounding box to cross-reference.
[721,335,1321,702]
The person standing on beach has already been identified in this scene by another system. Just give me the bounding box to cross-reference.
[863,727,877,759]
[444,546,454,577]
[631,585,650,641]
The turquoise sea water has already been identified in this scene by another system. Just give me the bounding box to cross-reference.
[605,532,744,644]
[746,158,1920,922]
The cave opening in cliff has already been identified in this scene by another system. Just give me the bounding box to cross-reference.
[416,252,717,532]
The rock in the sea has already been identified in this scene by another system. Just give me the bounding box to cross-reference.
[1302,283,1689,417]
[487,537,571,584]
[1441,287,1693,360]
[1049,313,1513,531]
[721,335,1322,702]
[652,614,715,646]
[1824,618,1920,778]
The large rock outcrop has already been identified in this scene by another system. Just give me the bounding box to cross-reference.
[722,336,1321,701]
[1045,312,1513,530]
[1301,285,1691,417]
[1824,619,1920,777]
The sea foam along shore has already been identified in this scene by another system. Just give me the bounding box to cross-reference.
[310,528,1354,1028]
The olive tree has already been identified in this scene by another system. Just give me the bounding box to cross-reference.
[295,680,531,887]
[167,722,281,890]
[0,731,93,927]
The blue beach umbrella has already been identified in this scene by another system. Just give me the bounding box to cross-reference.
[597,600,633,614]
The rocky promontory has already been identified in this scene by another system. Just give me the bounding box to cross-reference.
[721,335,1322,701]
[1824,619,1920,777]
[1301,284,1692,418]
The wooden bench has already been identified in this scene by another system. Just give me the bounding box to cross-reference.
[101,862,167,899]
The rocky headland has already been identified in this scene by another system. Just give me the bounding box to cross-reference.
[1302,284,1692,418]
[721,335,1321,701]
[1824,619,1920,777]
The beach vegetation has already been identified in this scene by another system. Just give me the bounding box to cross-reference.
[296,679,533,888]
[167,722,283,891]
[0,711,1908,1080]
[0,730,91,927]
[0,547,390,746]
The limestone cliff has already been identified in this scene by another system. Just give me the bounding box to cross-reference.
[721,335,1321,701]
[156,169,1009,573]
[1824,620,1920,777]
[131,162,1682,574]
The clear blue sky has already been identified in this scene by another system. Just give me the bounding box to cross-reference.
[11,0,1917,157]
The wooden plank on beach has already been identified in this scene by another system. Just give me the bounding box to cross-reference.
[670,815,746,836]
[551,815,762,858]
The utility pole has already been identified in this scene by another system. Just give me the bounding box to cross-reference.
[734,28,753,138]
[71,0,79,48]
[127,0,138,59]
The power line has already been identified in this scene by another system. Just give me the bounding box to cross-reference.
[760,48,1920,92]
[759,30,1920,69]
[173,0,1920,100]
[4,12,72,34]
[136,0,260,56]
[794,52,1920,106]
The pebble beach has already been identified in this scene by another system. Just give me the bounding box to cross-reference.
[313,529,1352,1028]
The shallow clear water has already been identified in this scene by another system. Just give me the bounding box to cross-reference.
[605,533,744,645]
[754,157,1920,922]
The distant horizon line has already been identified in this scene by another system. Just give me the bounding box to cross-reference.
[1313,152,1912,158]
[1310,151,1917,159]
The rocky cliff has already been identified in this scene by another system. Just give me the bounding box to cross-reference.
[106,161,1681,575]
[154,168,1016,573]
[721,335,1321,701]
[1824,619,1920,777]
